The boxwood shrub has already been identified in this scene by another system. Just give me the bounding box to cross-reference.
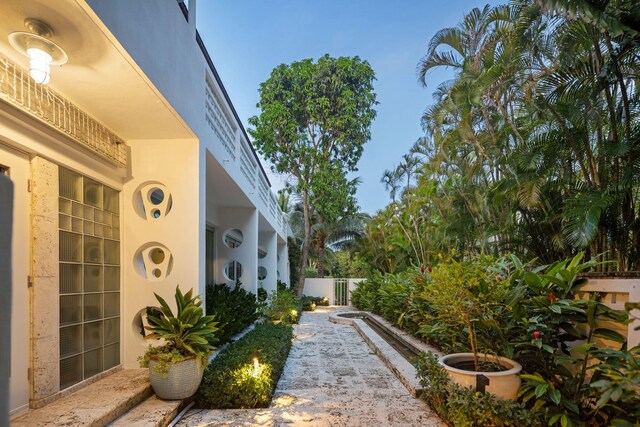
[196,323,293,409]
[206,282,258,344]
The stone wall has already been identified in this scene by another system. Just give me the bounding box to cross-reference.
[30,157,60,405]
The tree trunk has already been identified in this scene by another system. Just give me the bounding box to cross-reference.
[316,232,326,278]
[297,190,312,297]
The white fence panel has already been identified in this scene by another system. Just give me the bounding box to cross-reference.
[304,278,365,305]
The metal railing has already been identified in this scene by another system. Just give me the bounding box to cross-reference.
[0,53,127,167]
[334,279,349,306]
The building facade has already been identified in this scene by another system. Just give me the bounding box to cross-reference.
[0,0,289,417]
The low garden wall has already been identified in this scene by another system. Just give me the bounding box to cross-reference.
[576,275,640,347]
[303,278,365,305]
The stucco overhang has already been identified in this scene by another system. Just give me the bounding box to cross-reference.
[0,0,194,141]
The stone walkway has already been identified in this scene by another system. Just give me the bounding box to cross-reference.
[178,307,445,426]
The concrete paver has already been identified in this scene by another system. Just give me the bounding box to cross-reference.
[179,307,445,427]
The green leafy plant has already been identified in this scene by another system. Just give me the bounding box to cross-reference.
[416,352,545,427]
[196,323,293,408]
[139,286,219,375]
[501,253,633,426]
[301,296,316,312]
[249,54,378,296]
[418,255,507,368]
[257,287,268,303]
[206,282,258,343]
[263,288,301,325]
[301,295,329,311]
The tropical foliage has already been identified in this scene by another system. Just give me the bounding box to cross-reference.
[284,179,369,279]
[139,286,219,374]
[362,0,640,273]
[352,253,639,426]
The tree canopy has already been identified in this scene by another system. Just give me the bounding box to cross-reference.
[249,54,377,294]
[362,0,640,273]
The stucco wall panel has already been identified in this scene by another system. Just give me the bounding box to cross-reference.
[122,138,202,368]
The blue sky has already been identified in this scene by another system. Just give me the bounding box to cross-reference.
[197,1,498,214]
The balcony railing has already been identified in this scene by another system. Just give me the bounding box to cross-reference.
[0,53,127,167]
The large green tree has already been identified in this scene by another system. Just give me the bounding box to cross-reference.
[249,55,377,295]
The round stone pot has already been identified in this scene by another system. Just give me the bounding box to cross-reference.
[439,353,522,400]
[148,356,205,400]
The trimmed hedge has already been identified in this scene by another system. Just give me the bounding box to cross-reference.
[206,282,258,344]
[196,323,293,409]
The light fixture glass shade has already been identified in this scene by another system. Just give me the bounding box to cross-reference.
[27,47,52,84]
[8,19,67,85]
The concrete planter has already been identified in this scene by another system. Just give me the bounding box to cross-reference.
[148,356,205,400]
[439,353,522,400]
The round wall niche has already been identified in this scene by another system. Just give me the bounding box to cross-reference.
[133,182,173,220]
[258,266,267,281]
[149,247,165,264]
[224,260,243,281]
[149,189,164,205]
[132,306,163,346]
[134,242,173,281]
[258,248,267,259]
[223,229,243,249]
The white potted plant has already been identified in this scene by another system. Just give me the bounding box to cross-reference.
[139,286,219,400]
[423,257,522,400]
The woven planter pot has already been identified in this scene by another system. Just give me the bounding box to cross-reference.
[439,353,522,400]
[149,356,205,400]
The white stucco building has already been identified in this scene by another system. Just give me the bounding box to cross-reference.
[0,0,289,417]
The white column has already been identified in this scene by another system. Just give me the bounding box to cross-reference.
[259,231,277,293]
[122,138,201,369]
[277,242,289,286]
[217,208,258,295]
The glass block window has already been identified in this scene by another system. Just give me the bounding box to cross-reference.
[59,167,121,390]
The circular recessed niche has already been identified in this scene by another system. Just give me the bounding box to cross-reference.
[133,182,173,220]
[132,306,164,346]
[258,248,267,259]
[135,242,173,281]
[150,189,164,205]
[149,247,165,264]
[277,255,281,262]
[258,266,267,281]
[277,270,281,279]
[224,260,243,281]
[223,229,243,249]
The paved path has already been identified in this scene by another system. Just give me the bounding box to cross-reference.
[179,307,445,426]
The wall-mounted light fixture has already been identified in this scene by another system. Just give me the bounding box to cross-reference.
[8,18,68,85]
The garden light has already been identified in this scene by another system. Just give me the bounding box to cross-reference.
[8,18,68,85]
[253,356,260,377]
